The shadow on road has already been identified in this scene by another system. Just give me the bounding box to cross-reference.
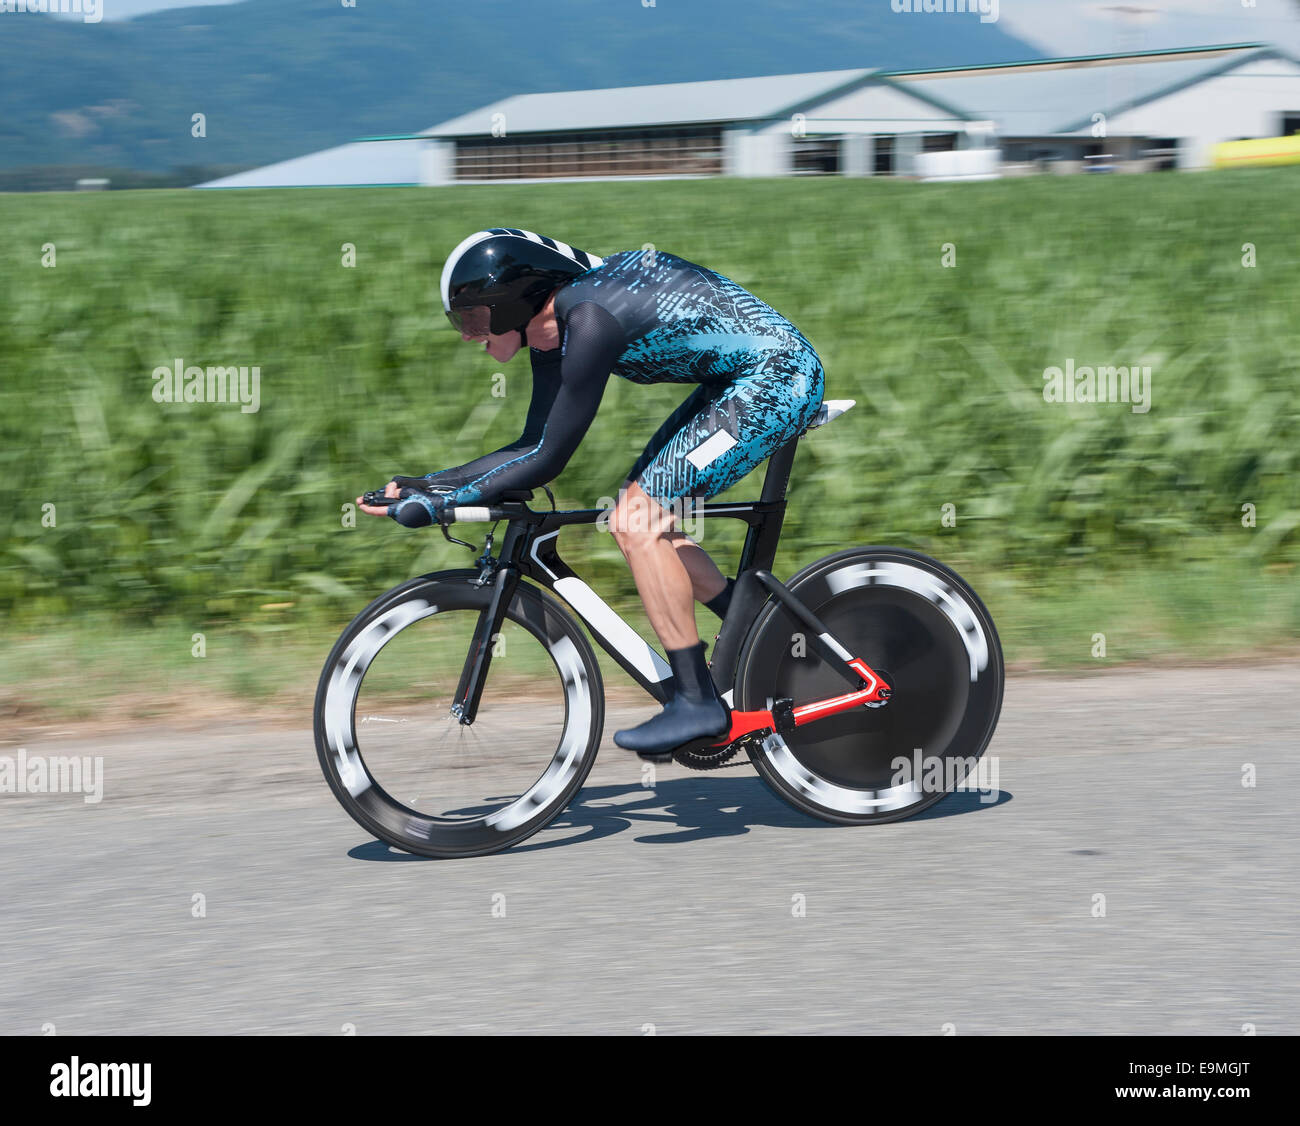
[346,776,1011,861]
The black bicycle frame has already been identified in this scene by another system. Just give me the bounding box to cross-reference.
[445,432,864,725]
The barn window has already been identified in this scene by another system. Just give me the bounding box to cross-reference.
[453,127,724,180]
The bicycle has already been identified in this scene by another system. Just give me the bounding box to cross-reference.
[315,400,1004,858]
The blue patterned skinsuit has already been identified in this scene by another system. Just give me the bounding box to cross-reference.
[398,247,825,521]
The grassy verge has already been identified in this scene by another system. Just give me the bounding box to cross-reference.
[4,557,1296,737]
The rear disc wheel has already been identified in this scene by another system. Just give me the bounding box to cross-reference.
[735,548,1003,824]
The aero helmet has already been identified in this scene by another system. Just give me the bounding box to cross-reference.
[441,228,603,340]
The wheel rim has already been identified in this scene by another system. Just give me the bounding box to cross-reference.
[741,555,1001,818]
[318,586,596,853]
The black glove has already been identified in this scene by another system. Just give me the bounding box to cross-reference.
[390,474,445,492]
[387,489,448,529]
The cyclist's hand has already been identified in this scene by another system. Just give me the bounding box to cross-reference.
[356,480,402,518]
[388,488,448,528]
[356,481,450,528]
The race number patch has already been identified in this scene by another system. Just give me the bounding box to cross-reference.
[684,429,737,470]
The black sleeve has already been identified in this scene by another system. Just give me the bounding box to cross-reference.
[405,365,559,490]
[446,302,625,505]
[387,381,556,525]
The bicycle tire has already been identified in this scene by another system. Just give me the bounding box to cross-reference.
[734,547,1004,825]
[314,570,604,858]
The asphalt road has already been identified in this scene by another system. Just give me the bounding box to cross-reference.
[1,663,1295,1035]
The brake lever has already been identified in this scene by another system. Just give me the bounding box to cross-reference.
[439,516,477,551]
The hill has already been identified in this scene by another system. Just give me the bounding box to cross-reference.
[0,0,1043,172]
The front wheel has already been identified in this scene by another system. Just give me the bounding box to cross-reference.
[314,570,604,858]
[734,548,1004,825]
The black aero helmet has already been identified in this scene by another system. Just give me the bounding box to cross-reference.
[441,227,604,338]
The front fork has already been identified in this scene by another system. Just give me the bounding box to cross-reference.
[451,548,517,725]
[711,569,891,746]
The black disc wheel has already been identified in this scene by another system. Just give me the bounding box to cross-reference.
[314,571,604,858]
[734,548,1003,824]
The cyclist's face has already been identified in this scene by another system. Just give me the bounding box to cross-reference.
[463,327,522,363]
[455,305,521,361]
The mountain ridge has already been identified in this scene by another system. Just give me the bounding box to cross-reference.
[0,0,1044,171]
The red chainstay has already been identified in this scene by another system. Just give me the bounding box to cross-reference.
[711,658,888,746]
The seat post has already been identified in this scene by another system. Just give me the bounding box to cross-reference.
[710,434,802,691]
[759,433,800,505]
[736,433,800,575]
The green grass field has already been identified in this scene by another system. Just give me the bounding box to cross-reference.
[2,172,1298,721]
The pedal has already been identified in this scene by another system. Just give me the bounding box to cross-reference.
[634,749,676,763]
[771,697,796,735]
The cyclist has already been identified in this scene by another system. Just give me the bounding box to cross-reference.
[358,228,824,757]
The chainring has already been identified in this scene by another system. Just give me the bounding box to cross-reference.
[671,735,755,771]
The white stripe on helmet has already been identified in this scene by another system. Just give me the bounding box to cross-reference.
[440,229,498,313]
[512,228,602,267]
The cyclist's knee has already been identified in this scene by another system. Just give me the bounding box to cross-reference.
[610,484,675,548]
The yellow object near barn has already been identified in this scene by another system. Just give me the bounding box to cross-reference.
[1212,134,1300,169]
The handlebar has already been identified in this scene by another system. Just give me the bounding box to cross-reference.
[360,487,528,526]
[443,506,499,523]
[363,482,554,526]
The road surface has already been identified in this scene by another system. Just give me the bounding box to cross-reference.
[1,663,1295,1035]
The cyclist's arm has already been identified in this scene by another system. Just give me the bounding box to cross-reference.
[444,302,624,506]
[400,446,531,493]
[395,396,553,492]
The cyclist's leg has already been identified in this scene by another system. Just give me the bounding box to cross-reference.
[623,348,823,635]
[610,479,700,650]
[611,348,824,755]
[666,531,728,606]
[618,383,728,608]
[634,348,825,515]
[622,383,718,488]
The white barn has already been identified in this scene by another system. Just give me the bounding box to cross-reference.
[197,43,1300,188]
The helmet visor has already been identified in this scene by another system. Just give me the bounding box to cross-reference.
[446,304,493,338]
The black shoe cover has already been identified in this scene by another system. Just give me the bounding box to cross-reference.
[614,640,729,758]
[613,692,729,758]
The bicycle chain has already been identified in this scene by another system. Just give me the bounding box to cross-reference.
[672,735,763,771]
